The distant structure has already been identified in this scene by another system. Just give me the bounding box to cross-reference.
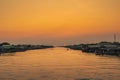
[114,34,117,42]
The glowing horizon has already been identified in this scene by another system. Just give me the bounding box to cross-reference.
[0,0,120,45]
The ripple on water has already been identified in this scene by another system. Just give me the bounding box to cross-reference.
[0,47,120,80]
[75,78,102,80]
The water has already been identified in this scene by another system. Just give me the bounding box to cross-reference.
[0,47,120,80]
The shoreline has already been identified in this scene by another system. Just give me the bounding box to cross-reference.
[64,41,120,56]
[0,43,54,54]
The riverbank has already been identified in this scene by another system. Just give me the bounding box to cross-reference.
[64,41,120,56]
[0,42,54,54]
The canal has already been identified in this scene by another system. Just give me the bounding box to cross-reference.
[0,47,120,80]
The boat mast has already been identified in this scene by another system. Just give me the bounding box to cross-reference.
[114,34,116,42]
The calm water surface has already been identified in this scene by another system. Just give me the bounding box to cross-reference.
[0,47,120,80]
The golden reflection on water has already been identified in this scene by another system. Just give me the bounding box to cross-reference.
[0,47,120,80]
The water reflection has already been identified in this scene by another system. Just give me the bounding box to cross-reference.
[0,53,16,56]
[0,47,120,80]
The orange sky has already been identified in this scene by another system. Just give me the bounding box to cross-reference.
[0,0,120,45]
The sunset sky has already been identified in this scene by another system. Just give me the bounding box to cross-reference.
[0,0,120,45]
